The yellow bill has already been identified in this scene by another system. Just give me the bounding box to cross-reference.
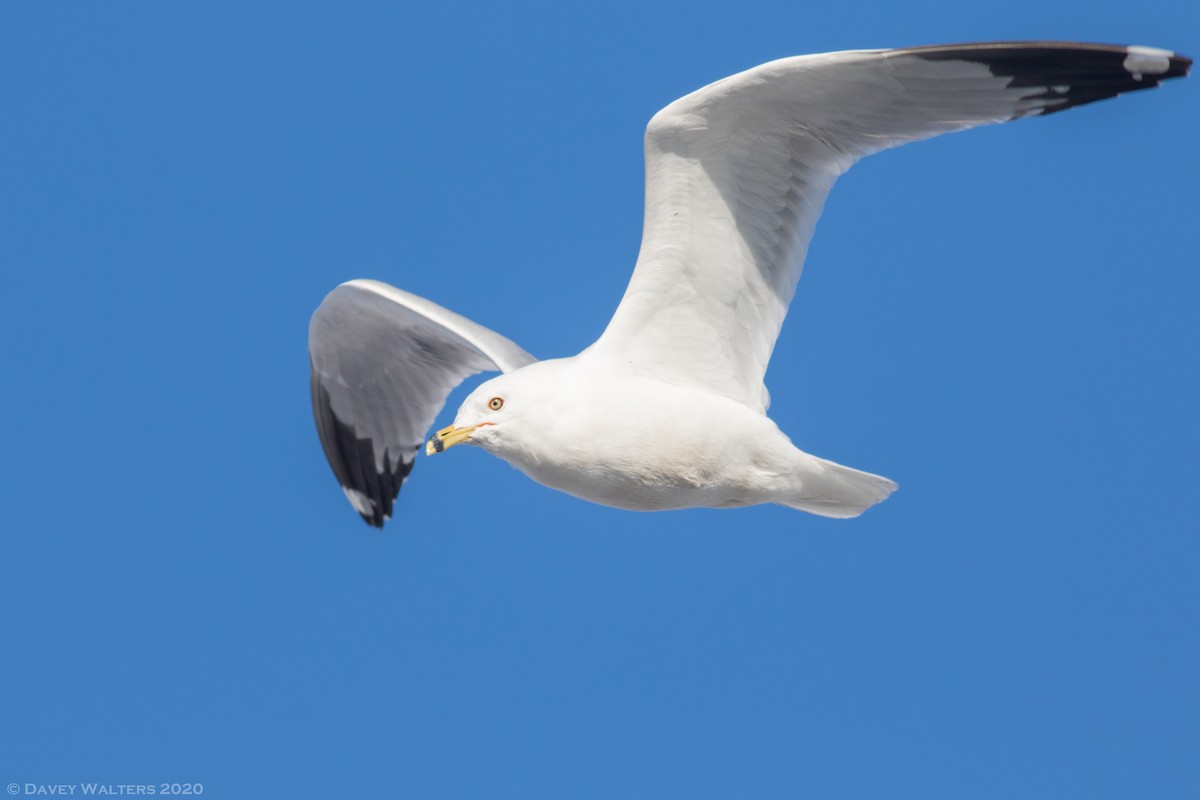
[426,424,478,456]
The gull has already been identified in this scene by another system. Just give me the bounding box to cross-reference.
[309,41,1190,528]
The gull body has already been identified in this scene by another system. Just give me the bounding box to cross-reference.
[449,358,895,516]
[308,41,1190,528]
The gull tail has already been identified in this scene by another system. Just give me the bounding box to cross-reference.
[778,456,898,519]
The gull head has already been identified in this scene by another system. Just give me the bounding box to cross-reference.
[425,364,559,458]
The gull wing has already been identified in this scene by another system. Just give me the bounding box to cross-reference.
[588,42,1190,412]
[309,279,536,527]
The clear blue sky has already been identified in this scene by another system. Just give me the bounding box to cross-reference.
[2,2,1196,798]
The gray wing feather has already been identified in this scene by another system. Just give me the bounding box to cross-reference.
[309,279,536,527]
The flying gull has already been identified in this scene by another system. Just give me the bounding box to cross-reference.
[309,41,1190,528]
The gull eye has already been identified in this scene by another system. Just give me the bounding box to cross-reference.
[488,396,504,411]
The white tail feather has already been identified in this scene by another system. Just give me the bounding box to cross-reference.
[777,456,898,518]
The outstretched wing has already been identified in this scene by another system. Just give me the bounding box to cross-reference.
[588,42,1190,412]
[309,280,536,527]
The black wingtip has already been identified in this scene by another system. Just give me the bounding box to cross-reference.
[902,42,1190,117]
[359,511,386,530]
[311,365,415,531]
[1172,53,1192,77]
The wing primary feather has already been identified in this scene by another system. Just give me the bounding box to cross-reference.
[310,369,354,497]
[902,42,1191,116]
[311,372,389,527]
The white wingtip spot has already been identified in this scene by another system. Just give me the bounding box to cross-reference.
[342,487,374,516]
[1124,45,1174,80]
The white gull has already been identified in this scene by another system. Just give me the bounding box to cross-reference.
[309,41,1190,528]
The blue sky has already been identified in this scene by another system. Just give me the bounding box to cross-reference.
[2,1,1196,798]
